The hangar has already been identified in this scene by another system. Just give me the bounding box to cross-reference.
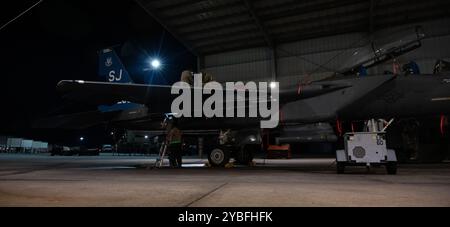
[136,0,450,82]
[1,0,450,209]
[125,0,450,166]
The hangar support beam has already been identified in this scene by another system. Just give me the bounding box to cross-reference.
[271,48,278,81]
[242,0,278,79]
[369,0,377,42]
[197,55,205,72]
[243,0,272,47]
[135,0,199,56]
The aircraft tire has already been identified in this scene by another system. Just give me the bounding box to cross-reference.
[336,162,345,174]
[208,147,230,167]
[386,162,397,175]
[234,145,255,165]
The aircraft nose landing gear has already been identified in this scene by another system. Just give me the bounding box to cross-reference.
[208,146,231,167]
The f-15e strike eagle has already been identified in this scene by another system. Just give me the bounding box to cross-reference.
[36,30,450,166]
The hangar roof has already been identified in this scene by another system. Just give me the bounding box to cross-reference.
[136,0,449,56]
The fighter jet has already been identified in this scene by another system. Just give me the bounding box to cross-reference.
[36,30,450,165]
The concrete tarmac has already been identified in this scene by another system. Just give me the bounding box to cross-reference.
[0,154,449,207]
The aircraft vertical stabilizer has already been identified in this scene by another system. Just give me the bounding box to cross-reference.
[98,48,133,83]
[98,48,142,112]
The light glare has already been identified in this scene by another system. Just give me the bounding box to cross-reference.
[151,59,161,69]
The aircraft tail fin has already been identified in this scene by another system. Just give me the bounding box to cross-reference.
[98,48,133,83]
[97,47,143,112]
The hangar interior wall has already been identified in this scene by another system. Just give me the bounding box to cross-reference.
[203,18,450,84]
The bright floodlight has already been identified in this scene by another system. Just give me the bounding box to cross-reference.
[151,59,161,69]
[270,82,277,89]
[144,135,149,139]
[80,137,84,141]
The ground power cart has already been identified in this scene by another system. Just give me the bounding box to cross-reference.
[336,132,397,174]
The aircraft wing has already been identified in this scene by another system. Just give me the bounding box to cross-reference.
[57,80,350,107]
[57,80,173,106]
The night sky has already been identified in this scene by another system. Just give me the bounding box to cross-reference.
[0,0,196,146]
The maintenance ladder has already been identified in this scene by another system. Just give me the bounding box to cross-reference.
[153,141,168,168]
